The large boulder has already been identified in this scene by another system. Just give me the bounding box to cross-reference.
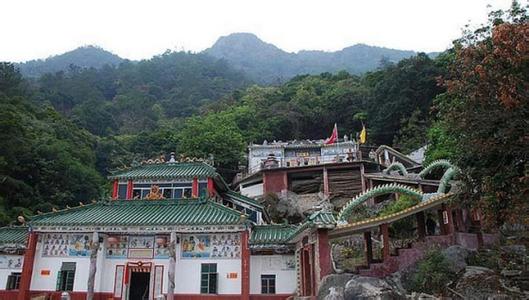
[344,275,405,300]
[318,273,354,300]
[440,245,473,273]
[453,266,510,299]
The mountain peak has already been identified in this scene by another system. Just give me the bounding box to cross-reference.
[207,32,283,55]
[17,45,123,78]
[204,33,420,83]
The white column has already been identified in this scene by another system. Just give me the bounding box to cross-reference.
[87,231,99,300]
[167,232,177,300]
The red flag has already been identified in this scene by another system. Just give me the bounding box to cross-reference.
[324,123,338,144]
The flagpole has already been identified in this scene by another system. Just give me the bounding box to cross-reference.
[335,123,339,162]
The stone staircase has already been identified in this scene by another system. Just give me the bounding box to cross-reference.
[357,234,457,277]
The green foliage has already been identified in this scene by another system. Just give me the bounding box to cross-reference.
[425,3,529,226]
[364,53,445,146]
[407,250,457,294]
[467,249,500,271]
[339,245,365,270]
[177,113,245,175]
[393,109,428,154]
[379,195,419,217]
[0,63,104,225]
[35,51,249,136]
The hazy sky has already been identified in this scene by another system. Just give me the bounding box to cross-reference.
[0,0,515,62]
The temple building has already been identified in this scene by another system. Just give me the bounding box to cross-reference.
[0,148,499,300]
[0,157,298,300]
[234,140,380,209]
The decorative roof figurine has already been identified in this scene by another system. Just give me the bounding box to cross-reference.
[145,185,164,200]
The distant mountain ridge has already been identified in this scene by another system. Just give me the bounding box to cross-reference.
[16,46,123,78]
[14,33,437,81]
[204,33,429,83]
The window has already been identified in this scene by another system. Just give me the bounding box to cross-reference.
[199,182,208,197]
[132,183,193,199]
[56,262,76,291]
[6,272,21,290]
[200,263,217,294]
[182,188,192,198]
[117,184,127,199]
[261,274,276,294]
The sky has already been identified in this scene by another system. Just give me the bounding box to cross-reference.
[0,0,515,63]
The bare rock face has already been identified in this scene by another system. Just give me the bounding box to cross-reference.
[324,287,345,300]
[343,275,405,300]
[263,191,330,223]
[440,245,473,273]
[453,266,510,299]
[318,274,354,300]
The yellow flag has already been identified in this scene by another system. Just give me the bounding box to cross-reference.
[359,125,367,144]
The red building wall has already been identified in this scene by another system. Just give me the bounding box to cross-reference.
[263,171,288,194]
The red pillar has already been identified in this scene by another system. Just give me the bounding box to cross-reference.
[18,231,37,300]
[241,230,250,300]
[207,177,216,197]
[112,180,119,200]
[439,204,454,235]
[126,180,133,200]
[282,171,288,194]
[416,212,426,241]
[380,223,390,260]
[364,231,373,264]
[323,167,329,196]
[192,177,199,198]
[317,230,331,280]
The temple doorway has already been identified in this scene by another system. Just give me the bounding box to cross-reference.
[129,271,150,300]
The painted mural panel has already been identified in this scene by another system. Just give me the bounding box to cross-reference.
[154,237,170,258]
[181,233,241,259]
[41,233,91,257]
[0,255,23,269]
[105,236,129,258]
[105,235,170,259]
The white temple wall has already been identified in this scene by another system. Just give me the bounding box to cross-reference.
[30,243,91,291]
[250,255,296,294]
[26,232,245,295]
[240,182,264,198]
[0,255,23,289]
[175,258,241,294]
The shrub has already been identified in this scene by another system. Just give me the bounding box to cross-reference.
[379,195,419,217]
[407,249,457,294]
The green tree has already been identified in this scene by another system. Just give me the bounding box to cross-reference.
[427,2,529,226]
[177,113,245,177]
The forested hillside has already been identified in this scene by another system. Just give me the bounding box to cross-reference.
[0,63,103,224]
[16,46,123,78]
[15,33,428,84]
[0,50,444,225]
[35,51,250,136]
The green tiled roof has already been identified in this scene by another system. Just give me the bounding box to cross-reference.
[223,190,263,209]
[308,210,336,226]
[286,210,337,242]
[30,198,245,227]
[0,226,28,247]
[250,224,296,245]
[108,162,217,180]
